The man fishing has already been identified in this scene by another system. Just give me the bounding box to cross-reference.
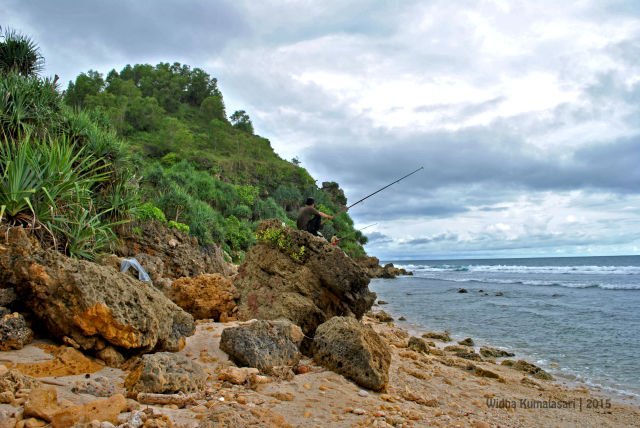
[297,197,335,237]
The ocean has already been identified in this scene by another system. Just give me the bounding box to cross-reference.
[369,255,640,402]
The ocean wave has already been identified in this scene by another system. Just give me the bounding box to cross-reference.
[412,275,640,290]
[396,263,640,276]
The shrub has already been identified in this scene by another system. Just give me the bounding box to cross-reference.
[168,220,189,233]
[134,202,166,222]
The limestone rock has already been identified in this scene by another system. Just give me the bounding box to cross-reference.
[0,369,40,394]
[198,402,291,428]
[24,386,60,422]
[480,346,515,358]
[502,359,553,380]
[234,220,375,335]
[117,220,234,278]
[124,352,207,397]
[218,367,259,385]
[168,274,238,321]
[354,256,412,278]
[458,337,474,346]
[0,312,33,350]
[0,227,195,354]
[50,394,127,428]
[312,316,391,391]
[408,336,429,354]
[72,375,121,397]
[0,288,16,307]
[422,331,452,342]
[220,319,303,373]
[371,310,393,323]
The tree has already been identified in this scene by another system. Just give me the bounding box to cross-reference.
[64,70,105,108]
[230,110,253,134]
[200,95,226,122]
[0,27,44,76]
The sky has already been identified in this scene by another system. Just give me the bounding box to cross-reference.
[4,0,640,260]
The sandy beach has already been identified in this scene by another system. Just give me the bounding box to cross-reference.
[2,311,639,427]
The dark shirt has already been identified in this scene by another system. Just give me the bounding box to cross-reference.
[297,205,320,230]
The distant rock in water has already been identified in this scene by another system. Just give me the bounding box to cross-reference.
[0,227,195,356]
[233,220,375,335]
[354,256,413,278]
[457,288,468,293]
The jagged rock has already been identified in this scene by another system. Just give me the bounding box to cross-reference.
[0,312,33,350]
[0,369,40,394]
[312,316,391,391]
[117,220,234,279]
[371,310,393,322]
[220,319,303,373]
[408,336,429,354]
[422,331,452,342]
[124,352,207,397]
[168,274,238,321]
[0,288,16,307]
[234,220,375,335]
[0,228,195,354]
[480,346,515,358]
[458,337,474,346]
[50,394,127,428]
[354,256,412,278]
[502,359,553,380]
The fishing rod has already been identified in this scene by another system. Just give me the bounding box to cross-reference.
[338,223,378,240]
[346,166,424,210]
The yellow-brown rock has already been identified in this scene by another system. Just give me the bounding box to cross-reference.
[168,274,238,321]
[50,393,127,427]
[23,386,60,422]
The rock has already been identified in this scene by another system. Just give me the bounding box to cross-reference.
[371,310,393,322]
[377,300,388,305]
[50,394,127,428]
[117,221,234,279]
[0,227,195,354]
[167,274,238,321]
[457,288,468,293]
[312,317,391,391]
[408,336,429,354]
[0,390,13,403]
[23,386,60,422]
[398,316,406,321]
[96,346,125,368]
[234,221,375,335]
[422,331,451,342]
[0,312,33,350]
[124,352,207,397]
[458,337,474,346]
[480,346,515,358]
[220,319,303,373]
[218,367,259,385]
[0,369,40,394]
[495,292,504,296]
[198,402,291,428]
[502,360,553,380]
[354,257,413,278]
[0,288,16,307]
[72,375,120,397]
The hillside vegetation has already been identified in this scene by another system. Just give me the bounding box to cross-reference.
[0,27,367,261]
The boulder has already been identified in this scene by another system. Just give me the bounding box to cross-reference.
[168,274,238,321]
[458,337,474,346]
[0,312,33,350]
[480,346,514,358]
[422,331,452,342]
[312,317,391,391]
[50,394,127,428]
[370,310,393,322]
[234,220,375,335]
[198,402,291,428]
[117,220,234,279]
[220,319,303,373]
[124,352,207,397]
[502,359,553,380]
[23,386,60,422]
[0,227,195,354]
[354,256,412,278]
[408,336,429,354]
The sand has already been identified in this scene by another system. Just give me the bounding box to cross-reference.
[1,316,639,427]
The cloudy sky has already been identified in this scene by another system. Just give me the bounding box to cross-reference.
[5,0,640,260]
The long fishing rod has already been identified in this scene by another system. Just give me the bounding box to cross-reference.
[346,166,424,210]
[338,223,378,240]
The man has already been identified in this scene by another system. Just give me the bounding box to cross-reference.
[297,197,334,236]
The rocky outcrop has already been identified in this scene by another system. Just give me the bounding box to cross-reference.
[0,312,33,350]
[234,220,375,335]
[355,256,412,278]
[0,227,195,355]
[124,352,207,397]
[312,317,391,391]
[118,220,235,279]
[220,320,303,373]
[480,346,515,358]
[502,359,553,380]
[168,274,239,321]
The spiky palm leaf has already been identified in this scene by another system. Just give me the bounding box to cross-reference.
[0,27,44,77]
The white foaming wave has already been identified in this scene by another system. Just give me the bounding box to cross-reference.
[414,275,640,290]
[397,264,640,275]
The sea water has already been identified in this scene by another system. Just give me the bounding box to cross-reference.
[369,256,640,401]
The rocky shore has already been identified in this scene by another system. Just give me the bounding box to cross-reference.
[0,221,638,427]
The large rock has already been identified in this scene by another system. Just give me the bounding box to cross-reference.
[118,220,234,279]
[234,220,375,335]
[50,394,127,428]
[0,312,33,350]
[312,316,391,391]
[220,320,303,373]
[354,256,412,278]
[124,352,207,397]
[0,227,195,354]
[168,274,239,321]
